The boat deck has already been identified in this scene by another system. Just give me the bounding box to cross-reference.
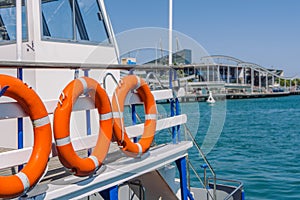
[0,80,192,199]
[21,141,192,199]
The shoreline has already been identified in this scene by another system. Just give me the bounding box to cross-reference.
[179,91,299,102]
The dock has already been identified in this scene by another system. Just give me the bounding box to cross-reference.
[163,54,299,102]
[226,92,290,99]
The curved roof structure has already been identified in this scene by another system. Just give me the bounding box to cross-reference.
[201,55,243,65]
[201,55,295,80]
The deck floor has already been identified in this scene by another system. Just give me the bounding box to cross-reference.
[30,142,191,199]
[0,141,192,199]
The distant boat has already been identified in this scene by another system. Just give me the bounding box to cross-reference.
[207,91,216,103]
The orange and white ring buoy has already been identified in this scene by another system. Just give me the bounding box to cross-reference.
[53,77,113,177]
[112,75,157,157]
[0,75,52,199]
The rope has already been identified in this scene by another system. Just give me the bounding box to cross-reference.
[115,80,125,144]
[58,92,65,105]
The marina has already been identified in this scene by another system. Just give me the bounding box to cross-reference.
[0,0,299,199]
[175,55,298,102]
[140,51,299,102]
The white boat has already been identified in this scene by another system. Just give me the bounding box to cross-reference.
[0,1,243,199]
[207,91,216,104]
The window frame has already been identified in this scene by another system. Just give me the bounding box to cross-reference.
[40,0,111,46]
[0,0,29,45]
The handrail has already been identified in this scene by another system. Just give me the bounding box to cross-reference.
[187,159,215,200]
[183,124,217,200]
[145,72,168,89]
[0,61,173,70]
[103,72,119,89]
[207,177,244,200]
[224,183,243,200]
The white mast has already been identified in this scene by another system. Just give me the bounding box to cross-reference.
[168,0,173,66]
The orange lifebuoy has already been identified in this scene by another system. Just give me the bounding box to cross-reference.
[112,75,157,157]
[0,75,52,199]
[53,77,112,177]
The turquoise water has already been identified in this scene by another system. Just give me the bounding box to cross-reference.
[130,95,300,199]
[182,95,300,200]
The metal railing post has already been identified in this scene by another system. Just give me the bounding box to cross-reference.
[129,70,138,143]
[83,70,92,155]
[201,164,208,188]
[184,124,217,199]
[17,68,23,171]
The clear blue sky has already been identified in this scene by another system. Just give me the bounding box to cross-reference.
[106,0,300,77]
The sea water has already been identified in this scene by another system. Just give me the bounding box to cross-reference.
[181,95,300,200]
[130,95,300,199]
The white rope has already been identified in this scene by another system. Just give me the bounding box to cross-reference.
[58,92,65,105]
[118,79,123,87]
[135,76,141,90]
[114,91,125,143]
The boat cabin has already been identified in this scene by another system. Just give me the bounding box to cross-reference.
[0,0,118,64]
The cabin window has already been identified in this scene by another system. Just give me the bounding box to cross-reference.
[41,0,110,44]
[41,0,73,40]
[0,0,28,43]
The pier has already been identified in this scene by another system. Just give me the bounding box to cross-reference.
[172,55,299,101]
[141,50,299,101]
